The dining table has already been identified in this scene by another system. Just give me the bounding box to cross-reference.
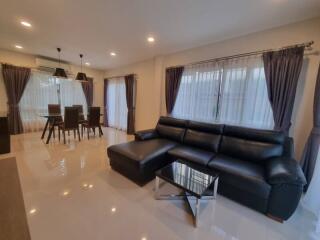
[40,113,103,144]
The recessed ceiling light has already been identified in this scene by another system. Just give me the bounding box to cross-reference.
[110,52,116,56]
[21,21,32,27]
[111,207,116,213]
[62,191,69,196]
[147,37,155,43]
[15,45,23,49]
[85,62,90,66]
[88,184,93,188]
[29,208,37,214]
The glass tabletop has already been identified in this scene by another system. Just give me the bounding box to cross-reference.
[40,114,64,118]
[156,161,218,198]
[40,113,102,118]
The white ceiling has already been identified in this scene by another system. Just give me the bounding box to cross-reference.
[0,0,320,70]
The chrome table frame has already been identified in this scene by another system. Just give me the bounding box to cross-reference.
[154,176,219,227]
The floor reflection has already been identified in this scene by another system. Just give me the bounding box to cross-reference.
[1,127,318,240]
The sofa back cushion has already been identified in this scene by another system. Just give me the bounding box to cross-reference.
[220,125,285,163]
[156,116,188,142]
[184,121,224,152]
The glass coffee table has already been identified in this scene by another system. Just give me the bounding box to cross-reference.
[155,160,219,227]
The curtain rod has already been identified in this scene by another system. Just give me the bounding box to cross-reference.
[0,63,64,73]
[105,73,137,80]
[0,62,36,69]
[0,64,58,76]
[167,41,315,69]
[0,63,130,81]
[0,64,92,78]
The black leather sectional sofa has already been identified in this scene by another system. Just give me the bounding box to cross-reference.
[107,116,306,221]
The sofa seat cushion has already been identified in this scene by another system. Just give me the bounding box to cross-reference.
[168,146,215,166]
[208,155,271,199]
[108,139,178,168]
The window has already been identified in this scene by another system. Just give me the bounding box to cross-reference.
[173,62,221,122]
[172,55,274,129]
[20,71,87,132]
[59,78,88,114]
[217,57,274,129]
[107,77,127,131]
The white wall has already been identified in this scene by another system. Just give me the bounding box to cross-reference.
[105,17,320,159]
[0,49,105,115]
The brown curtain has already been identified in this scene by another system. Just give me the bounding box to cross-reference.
[301,64,320,190]
[165,67,184,114]
[124,74,136,134]
[81,77,93,107]
[2,64,31,134]
[262,46,304,133]
[103,78,109,127]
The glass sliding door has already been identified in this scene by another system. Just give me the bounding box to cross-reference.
[107,77,127,131]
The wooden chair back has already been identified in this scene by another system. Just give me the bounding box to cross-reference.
[64,107,79,129]
[72,105,83,114]
[48,104,62,122]
[48,104,61,114]
[88,107,100,127]
[72,105,85,121]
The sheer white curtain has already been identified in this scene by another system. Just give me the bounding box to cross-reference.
[107,77,127,131]
[302,146,320,233]
[20,72,59,132]
[217,56,274,129]
[20,71,88,132]
[59,79,88,115]
[172,62,221,122]
[173,55,274,129]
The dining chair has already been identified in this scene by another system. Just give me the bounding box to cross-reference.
[58,107,81,144]
[81,107,102,139]
[48,104,63,139]
[72,105,86,124]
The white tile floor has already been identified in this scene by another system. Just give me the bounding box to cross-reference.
[1,127,319,240]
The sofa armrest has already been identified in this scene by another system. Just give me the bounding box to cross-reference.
[266,157,306,220]
[134,129,159,141]
[266,157,306,186]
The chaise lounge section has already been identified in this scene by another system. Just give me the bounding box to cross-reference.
[107,116,306,221]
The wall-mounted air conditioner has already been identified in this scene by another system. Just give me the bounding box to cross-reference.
[35,57,73,75]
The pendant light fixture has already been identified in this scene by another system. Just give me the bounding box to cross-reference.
[53,48,68,78]
[76,54,87,81]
